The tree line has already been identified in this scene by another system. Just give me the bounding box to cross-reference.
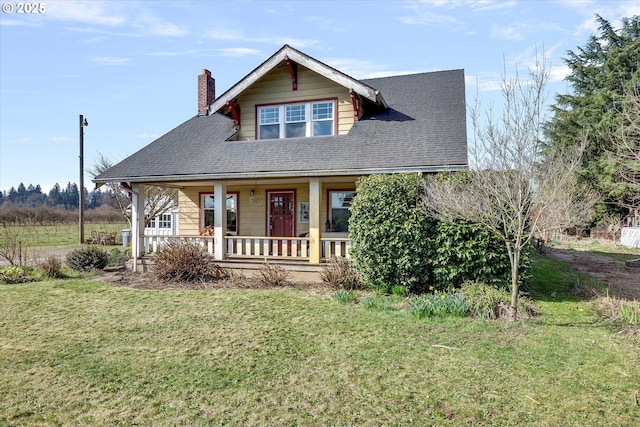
[0,181,114,210]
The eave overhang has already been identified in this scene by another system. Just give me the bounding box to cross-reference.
[208,45,388,115]
[92,164,468,186]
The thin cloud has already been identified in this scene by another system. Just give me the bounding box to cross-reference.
[322,58,422,80]
[46,0,127,26]
[92,56,131,65]
[218,48,262,57]
[52,136,73,142]
[203,28,244,41]
[147,49,204,57]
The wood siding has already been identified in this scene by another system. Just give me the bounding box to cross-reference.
[178,180,357,237]
[236,66,355,140]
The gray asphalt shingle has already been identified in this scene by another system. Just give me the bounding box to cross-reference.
[94,69,467,183]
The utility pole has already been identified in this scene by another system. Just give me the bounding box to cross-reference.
[79,114,88,244]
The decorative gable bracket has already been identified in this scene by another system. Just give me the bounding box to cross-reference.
[284,56,298,91]
[350,89,360,121]
[227,101,241,128]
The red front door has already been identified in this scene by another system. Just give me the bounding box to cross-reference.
[268,192,295,255]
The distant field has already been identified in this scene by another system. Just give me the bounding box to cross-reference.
[1,223,129,250]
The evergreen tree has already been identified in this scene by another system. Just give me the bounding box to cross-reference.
[545,15,640,218]
[48,183,62,207]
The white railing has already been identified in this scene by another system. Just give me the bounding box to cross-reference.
[321,237,351,258]
[141,234,351,260]
[144,234,216,254]
[225,236,310,259]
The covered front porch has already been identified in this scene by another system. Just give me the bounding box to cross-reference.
[128,176,355,272]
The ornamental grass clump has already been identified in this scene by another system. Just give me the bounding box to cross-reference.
[254,263,289,288]
[458,281,536,320]
[152,240,222,282]
[38,255,63,278]
[66,246,109,272]
[320,256,364,290]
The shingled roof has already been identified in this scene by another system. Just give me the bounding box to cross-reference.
[94,60,467,184]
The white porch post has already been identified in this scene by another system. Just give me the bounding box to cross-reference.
[214,181,227,260]
[130,183,146,272]
[309,178,322,264]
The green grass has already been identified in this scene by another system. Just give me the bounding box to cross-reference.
[0,223,128,250]
[1,257,639,425]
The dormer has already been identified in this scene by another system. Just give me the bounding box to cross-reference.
[199,45,387,141]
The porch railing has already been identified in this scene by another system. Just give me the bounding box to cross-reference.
[142,234,351,260]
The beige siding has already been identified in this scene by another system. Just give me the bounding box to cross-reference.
[237,67,355,140]
[178,180,357,237]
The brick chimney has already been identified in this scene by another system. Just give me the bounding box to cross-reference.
[198,69,215,116]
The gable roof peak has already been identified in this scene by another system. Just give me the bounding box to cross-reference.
[207,45,387,115]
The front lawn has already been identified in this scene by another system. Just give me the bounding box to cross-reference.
[1,256,638,426]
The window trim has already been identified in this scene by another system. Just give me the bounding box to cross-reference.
[199,191,239,235]
[256,98,337,140]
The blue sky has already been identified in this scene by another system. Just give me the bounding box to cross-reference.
[1,0,638,194]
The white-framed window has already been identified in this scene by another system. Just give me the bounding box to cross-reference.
[258,100,335,139]
[201,193,238,234]
[158,213,172,229]
[327,191,355,232]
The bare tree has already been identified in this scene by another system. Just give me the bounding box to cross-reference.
[89,153,178,227]
[608,85,640,215]
[424,57,587,321]
[533,172,599,243]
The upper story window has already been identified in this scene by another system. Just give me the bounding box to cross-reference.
[258,100,335,140]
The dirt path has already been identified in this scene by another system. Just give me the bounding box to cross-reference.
[546,247,640,300]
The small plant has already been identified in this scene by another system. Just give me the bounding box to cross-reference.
[331,289,356,304]
[391,285,408,297]
[66,246,109,272]
[38,255,64,278]
[224,270,249,288]
[458,281,535,320]
[152,239,221,282]
[361,295,394,311]
[409,295,436,319]
[107,247,127,267]
[0,265,29,284]
[409,293,468,319]
[320,256,364,290]
[254,264,289,287]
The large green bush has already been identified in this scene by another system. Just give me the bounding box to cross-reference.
[433,220,513,289]
[349,173,530,294]
[349,173,436,294]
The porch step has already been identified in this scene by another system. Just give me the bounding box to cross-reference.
[126,256,325,283]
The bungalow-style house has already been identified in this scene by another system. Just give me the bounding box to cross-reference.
[94,45,468,276]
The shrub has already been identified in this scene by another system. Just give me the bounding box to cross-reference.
[349,174,436,294]
[320,256,364,290]
[38,256,63,278]
[331,289,356,304]
[254,264,289,287]
[349,173,527,294]
[107,247,127,267]
[0,265,29,284]
[152,239,221,282]
[458,281,535,320]
[433,220,526,289]
[66,246,109,271]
